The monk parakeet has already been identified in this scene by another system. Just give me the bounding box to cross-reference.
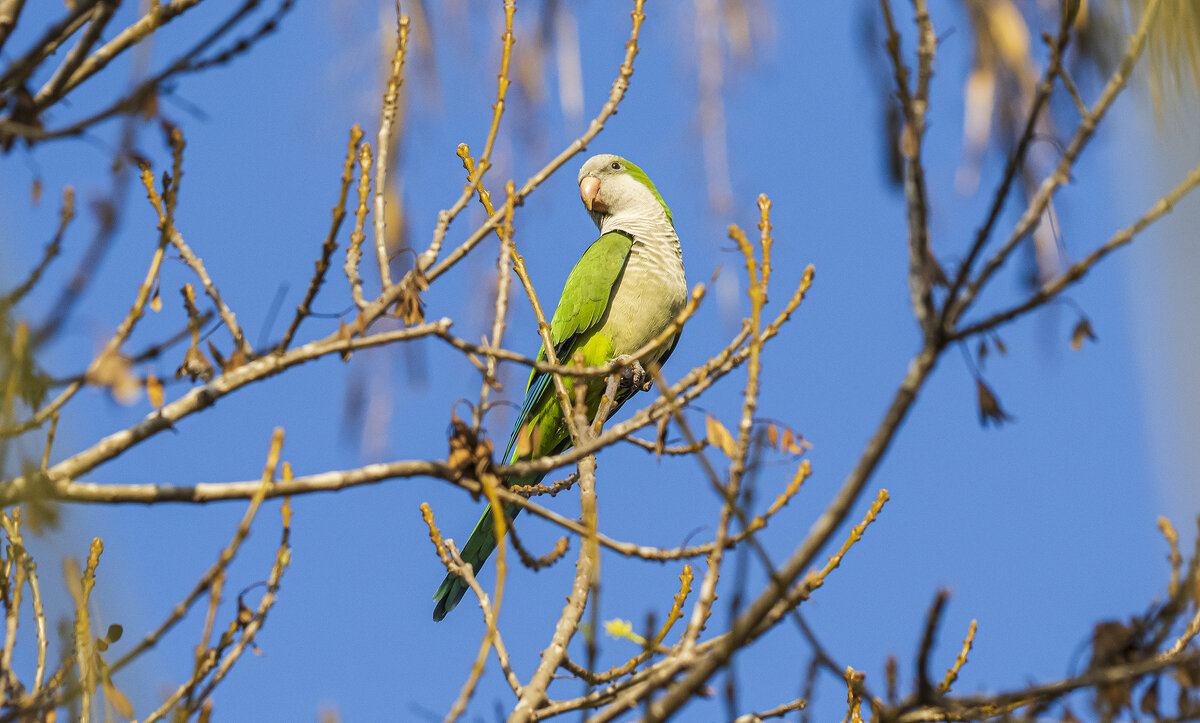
[432,154,687,621]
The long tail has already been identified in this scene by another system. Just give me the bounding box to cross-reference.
[432,497,527,621]
[433,365,576,621]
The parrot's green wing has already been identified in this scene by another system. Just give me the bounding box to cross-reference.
[500,230,634,463]
[433,230,633,622]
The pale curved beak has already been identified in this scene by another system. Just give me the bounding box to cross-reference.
[580,176,604,212]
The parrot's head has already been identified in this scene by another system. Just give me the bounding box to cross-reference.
[577,154,674,232]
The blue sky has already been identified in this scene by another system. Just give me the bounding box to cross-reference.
[1,1,1195,720]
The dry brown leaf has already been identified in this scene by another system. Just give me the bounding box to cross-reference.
[655,415,669,461]
[90,350,141,405]
[1070,318,1097,351]
[337,319,353,361]
[176,346,214,382]
[976,378,1012,427]
[225,345,247,372]
[206,340,227,371]
[447,414,492,477]
[705,414,736,458]
[780,427,810,456]
[784,430,811,455]
[146,373,164,408]
[1092,621,1135,714]
[395,273,428,326]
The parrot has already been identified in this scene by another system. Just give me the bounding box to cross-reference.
[432,154,687,621]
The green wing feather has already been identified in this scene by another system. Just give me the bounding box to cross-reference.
[433,230,634,621]
[548,231,635,345]
[500,230,634,463]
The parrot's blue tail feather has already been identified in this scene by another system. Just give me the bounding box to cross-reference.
[432,497,528,621]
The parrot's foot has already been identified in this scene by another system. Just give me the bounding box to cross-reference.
[614,356,653,392]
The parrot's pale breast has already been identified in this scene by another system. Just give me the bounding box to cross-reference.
[599,220,687,364]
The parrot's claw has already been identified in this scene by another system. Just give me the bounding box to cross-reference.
[614,356,652,392]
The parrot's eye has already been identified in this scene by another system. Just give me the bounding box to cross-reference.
[609,161,621,170]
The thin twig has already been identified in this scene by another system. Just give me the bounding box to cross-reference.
[32,0,117,107]
[420,506,523,701]
[682,204,771,650]
[937,619,977,694]
[631,483,893,720]
[33,0,206,104]
[473,181,516,433]
[943,9,1074,322]
[562,565,694,686]
[108,429,283,675]
[0,186,75,309]
[0,0,28,53]
[896,649,1200,723]
[138,429,288,723]
[414,0,647,282]
[513,373,626,722]
[345,142,373,309]
[0,0,100,93]
[879,0,937,332]
[373,10,410,291]
[739,697,807,721]
[0,319,452,506]
[457,0,514,243]
[953,159,1200,340]
[278,125,363,351]
[955,0,1165,322]
[915,590,949,700]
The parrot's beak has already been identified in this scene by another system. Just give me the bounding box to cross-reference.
[580,176,605,213]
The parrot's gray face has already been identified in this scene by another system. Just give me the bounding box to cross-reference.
[577,154,668,232]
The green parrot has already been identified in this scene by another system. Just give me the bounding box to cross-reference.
[432,154,687,621]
